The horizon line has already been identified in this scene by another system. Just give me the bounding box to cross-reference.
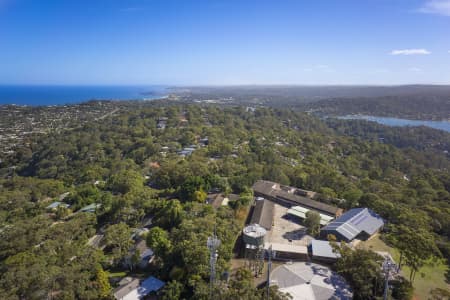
[1,83,450,87]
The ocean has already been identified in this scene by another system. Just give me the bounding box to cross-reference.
[0,85,169,106]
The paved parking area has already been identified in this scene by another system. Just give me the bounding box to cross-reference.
[266,203,313,247]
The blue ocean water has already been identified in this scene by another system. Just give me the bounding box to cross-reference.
[339,115,450,133]
[0,85,169,106]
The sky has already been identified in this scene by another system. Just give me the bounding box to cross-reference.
[0,0,449,85]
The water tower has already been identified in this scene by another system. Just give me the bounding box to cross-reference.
[243,224,267,247]
[243,224,267,276]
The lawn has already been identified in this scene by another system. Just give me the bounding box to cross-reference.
[107,271,127,278]
[359,235,450,300]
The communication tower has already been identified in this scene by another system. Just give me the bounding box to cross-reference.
[207,230,220,299]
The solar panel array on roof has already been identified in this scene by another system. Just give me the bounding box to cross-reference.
[320,208,384,242]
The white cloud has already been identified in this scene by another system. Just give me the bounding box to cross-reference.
[390,49,431,55]
[418,0,450,16]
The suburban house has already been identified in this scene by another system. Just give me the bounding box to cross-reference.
[124,238,154,270]
[46,201,70,211]
[252,180,342,218]
[79,203,101,213]
[58,192,71,201]
[113,276,165,300]
[140,215,153,228]
[199,137,209,146]
[156,117,167,129]
[178,146,196,157]
[320,207,384,242]
[135,240,154,269]
[207,193,239,209]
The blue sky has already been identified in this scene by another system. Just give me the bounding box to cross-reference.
[0,0,449,85]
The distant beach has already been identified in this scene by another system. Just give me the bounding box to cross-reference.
[0,85,169,106]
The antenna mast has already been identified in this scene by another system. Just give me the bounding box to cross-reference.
[266,245,272,300]
[382,256,396,300]
[207,226,221,299]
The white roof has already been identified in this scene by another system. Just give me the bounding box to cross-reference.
[287,206,334,225]
[265,243,308,254]
[243,224,267,238]
[115,276,165,300]
[270,262,352,300]
[221,197,229,206]
[121,289,141,300]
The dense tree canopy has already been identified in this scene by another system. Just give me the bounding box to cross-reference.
[0,103,449,299]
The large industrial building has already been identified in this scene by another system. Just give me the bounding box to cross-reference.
[320,207,384,242]
[247,181,383,265]
[252,180,342,218]
[247,180,343,260]
[270,262,352,300]
[239,181,388,300]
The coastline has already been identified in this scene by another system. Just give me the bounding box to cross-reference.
[0,85,169,106]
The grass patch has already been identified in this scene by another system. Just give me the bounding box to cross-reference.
[359,235,450,300]
[107,271,127,278]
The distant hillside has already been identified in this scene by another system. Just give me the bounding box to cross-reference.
[173,85,450,120]
[306,95,450,121]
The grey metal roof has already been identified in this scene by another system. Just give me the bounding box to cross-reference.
[311,240,340,259]
[270,262,352,300]
[252,180,278,196]
[135,240,154,259]
[321,208,384,241]
[250,199,274,230]
[46,201,70,209]
[252,180,340,216]
[79,203,101,213]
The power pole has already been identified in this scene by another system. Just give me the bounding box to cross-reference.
[266,245,272,300]
[207,228,220,300]
[383,256,396,300]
